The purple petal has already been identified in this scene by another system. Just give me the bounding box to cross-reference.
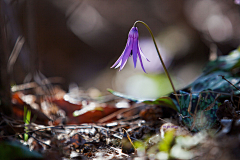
[132,36,138,68]
[111,53,124,68]
[111,37,131,68]
[115,59,122,68]
[138,52,147,73]
[119,45,132,71]
[138,42,150,62]
[111,27,142,71]
[129,27,138,37]
[119,35,133,70]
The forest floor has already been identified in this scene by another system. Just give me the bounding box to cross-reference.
[2,48,240,160]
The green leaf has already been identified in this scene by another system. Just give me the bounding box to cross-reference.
[189,71,231,93]
[187,71,240,94]
[178,90,219,131]
[23,106,31,142]
[24,133,28,142]
[143,97,178,111]
[158,130,175,153]
[134,141,145,149]
[107,88,155,103]
[26,110,31,124]
[23,106,27,122]
[0,141,42,160]
[107,89,178,111]
[203,47,240,73]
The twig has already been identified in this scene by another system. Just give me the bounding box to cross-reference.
[98,104,142,123]
[29,133,52,148]
[219,75,240,91]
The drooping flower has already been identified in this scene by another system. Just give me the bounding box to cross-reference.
[111,27,150,73]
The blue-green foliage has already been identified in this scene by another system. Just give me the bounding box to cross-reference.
[203,47,240,73]
[178,91,219,132]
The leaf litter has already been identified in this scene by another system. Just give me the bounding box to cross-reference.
[2,48,240,159]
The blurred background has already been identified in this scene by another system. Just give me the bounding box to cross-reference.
[4,0,240,99]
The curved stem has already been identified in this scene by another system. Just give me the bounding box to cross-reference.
[134,20,179,105]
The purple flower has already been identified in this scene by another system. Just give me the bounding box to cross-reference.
[111,27,150,73]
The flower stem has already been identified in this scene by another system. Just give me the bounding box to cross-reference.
[134,20,179,105]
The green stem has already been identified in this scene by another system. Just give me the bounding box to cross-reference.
[134,20,179,105]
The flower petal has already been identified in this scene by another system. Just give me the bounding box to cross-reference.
[138,52,147,73]
[119,46,132,71]
[119,37,133,70]
[138,42,150,62]
[132,36,138,68]
[111,53,124,68]
[115,59,122,68]
[111,37,131,68]
[129,27,138,37]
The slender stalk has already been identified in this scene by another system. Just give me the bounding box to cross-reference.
[134,20,180,105]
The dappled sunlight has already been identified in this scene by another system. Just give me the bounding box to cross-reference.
[66,2,109,46]
[185,0,239,43]
[1,0,240,159]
